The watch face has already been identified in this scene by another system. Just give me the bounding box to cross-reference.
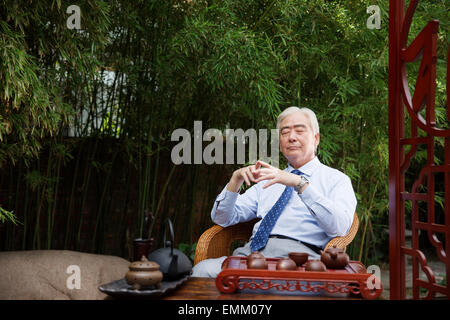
[295,176,308,192]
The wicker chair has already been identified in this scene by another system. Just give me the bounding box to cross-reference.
[193,212,359,265]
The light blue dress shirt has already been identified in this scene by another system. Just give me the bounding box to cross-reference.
[211,157,357,249]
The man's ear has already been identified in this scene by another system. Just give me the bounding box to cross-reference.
[315,133,320,148]
[314,133,320,155]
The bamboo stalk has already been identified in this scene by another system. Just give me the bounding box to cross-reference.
[91,144,119,252]
[358,214,368,262]
[64,138,84,249]
[188,166,199,244]
[89,62,123,252]
[150,139,159,220]
[45,142,55,249]
[252,0,277,31]
[135,69,144,237]
[117,161,131,257]
[33,156,51,250]
[21,166,30,250]
[139,135,153,238]
[357,180,379,262]
[149,163,176,236]
[169,170,188,248]
[47,141,62,249]
[76,138,99,251]
[7,162,19,249]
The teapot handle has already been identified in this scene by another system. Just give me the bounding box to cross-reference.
[163,218,175,256]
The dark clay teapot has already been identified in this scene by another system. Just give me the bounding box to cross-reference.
[147,218,192,280]
[320,246,349,269]
[305,259,327,272]
[247,251,268,269]
[247,252,267,269]
[247,251,265,261]
[276,257,297,271]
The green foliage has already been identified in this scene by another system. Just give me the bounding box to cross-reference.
[0,0,110,165]
[178,242,197,263]
[0,206,19,224]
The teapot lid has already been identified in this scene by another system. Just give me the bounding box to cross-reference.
[129,256,160,271]
[324,245,344,253]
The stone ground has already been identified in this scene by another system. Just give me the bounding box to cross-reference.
[379,257,447,299]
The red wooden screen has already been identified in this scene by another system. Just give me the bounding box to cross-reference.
[388,0,450,299]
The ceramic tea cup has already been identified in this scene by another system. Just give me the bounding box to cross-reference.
[288,252,309,267]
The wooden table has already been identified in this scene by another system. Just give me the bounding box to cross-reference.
[163,277,362,300]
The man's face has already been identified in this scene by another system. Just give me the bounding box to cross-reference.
[279,112,320,167]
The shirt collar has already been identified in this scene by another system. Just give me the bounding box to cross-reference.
[286,156,320,177]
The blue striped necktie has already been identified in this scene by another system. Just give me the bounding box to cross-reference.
[250,169,302,252]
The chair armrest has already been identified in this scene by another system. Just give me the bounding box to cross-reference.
[194,225,227,265]
[324,213,359,251]
[194,220,257,265]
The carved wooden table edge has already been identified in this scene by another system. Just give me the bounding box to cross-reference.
[162,277,364,300]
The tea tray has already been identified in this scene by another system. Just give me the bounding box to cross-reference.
[99,273,191,298]
[215,256,382,299]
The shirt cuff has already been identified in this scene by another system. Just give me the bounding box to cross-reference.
[215,184,236,201]
[211,184,239,225]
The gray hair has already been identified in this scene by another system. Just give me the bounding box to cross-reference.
[276,106,320,136]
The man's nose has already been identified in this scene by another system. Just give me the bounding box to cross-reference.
[288,131,297,141]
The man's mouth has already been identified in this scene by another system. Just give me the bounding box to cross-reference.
[287,146,301,150]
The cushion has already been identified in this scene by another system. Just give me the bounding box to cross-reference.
[0,250,129,300]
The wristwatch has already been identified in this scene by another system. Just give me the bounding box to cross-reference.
[294,175,309,194]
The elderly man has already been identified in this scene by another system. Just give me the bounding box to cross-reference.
[192,106,357,277]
